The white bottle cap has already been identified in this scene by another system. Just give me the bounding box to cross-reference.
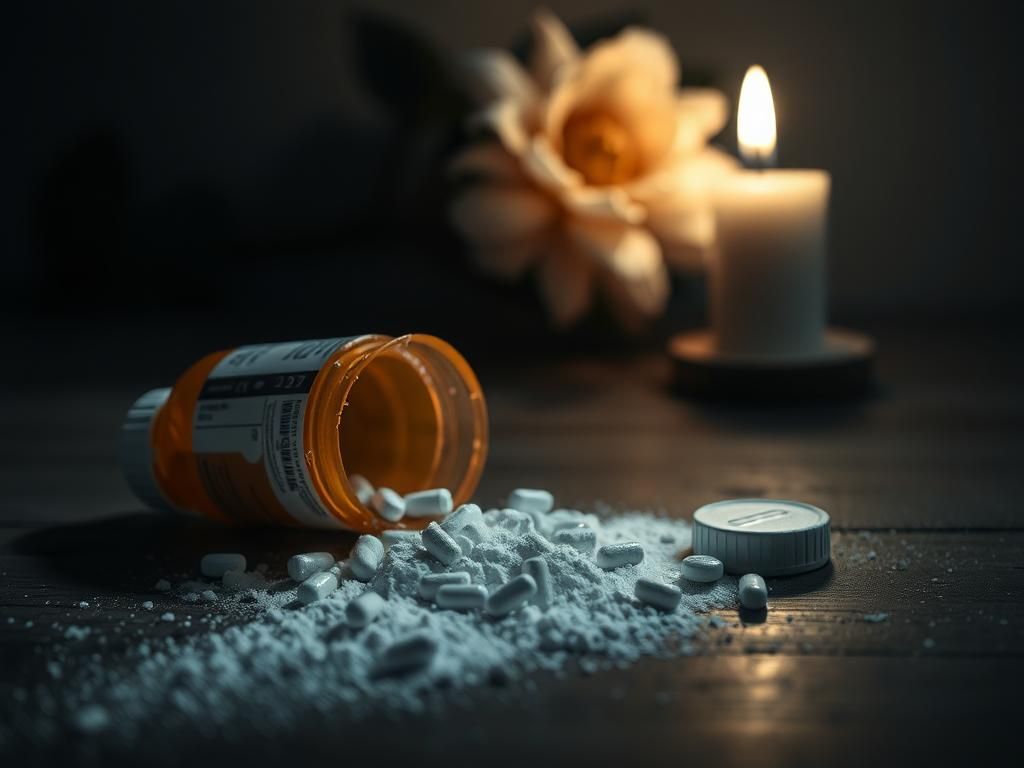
[692,499,831,577]
[120,388,173,512]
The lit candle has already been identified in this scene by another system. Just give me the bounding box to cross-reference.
[709,66,831,359]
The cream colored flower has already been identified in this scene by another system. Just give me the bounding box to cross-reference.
[450,9,736,329]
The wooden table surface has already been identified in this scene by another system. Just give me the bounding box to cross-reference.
[1,318,1022,766]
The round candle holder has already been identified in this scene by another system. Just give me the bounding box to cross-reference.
[668,327,875,401]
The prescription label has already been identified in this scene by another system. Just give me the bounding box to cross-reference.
[191,338,357,529]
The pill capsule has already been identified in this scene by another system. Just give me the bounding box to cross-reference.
[634,579,682,611]
[436,583,488,611]
[460,522,488,545]
[439,503,483,535]
[681,554,724,583]
[486,574,537,617]
[381,530,421,549]
[287,552,335,582]
[346,590,386,628]
[421,521,462,566]
[418,571,471,601]
[350,474,376,506]
[297,565,342,605]
[200,553,246,578]
[553,526,597,554]
[455,534,475,557]
[350,535,384,581]
[508,488,554,515]
[739,573,768,610]
[522,557,552,610]
[371,488,406,522]
[595,542,644,570]
[404,488,453,518]
[377,631,438,676]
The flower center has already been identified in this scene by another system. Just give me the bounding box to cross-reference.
[561,111,638,186]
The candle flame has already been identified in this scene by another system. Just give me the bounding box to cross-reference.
[737,65,777,166]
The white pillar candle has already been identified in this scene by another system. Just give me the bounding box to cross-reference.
[709,66,831,359]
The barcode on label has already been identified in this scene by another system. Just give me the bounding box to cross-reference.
[279,399,300,492]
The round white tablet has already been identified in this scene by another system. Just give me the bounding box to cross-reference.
[692,499,831,577]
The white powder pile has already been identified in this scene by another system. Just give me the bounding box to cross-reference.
[9,506,736,751]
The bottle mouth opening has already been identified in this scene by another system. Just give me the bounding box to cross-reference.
[306,335,488,532]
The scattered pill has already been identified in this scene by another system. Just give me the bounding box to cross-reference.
[508,488,554,515]
[200,590,218,603]
[377,631,438,676]
[287,552,335,582]
[381,530,420,549]
[154,579,171,592]
[371,488,406,522]
[141,601,154,610]
[522,557,552,609]
[160,612,175,622]
[347,591,386,628]
[404,488,453,518]
[681,555,724,583]
[298,566,342,605]
[421,522,462,566]
[418,571,471,601]
[350,536,385,581]
[436,584,488,611]
[635,579,682,611]
[350,474,376,505]
[455,534,475,556]
[553,526,596,554]
[520,530,555,559]
[200,553,247,578]
[595,542,644,570]
[486,574,537,617]
[461,522,488,544]
[440,503,483,535]
[738,573,768,610]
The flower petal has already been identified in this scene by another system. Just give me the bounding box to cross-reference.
[671,88,730,156]
[448,142,523,183]
[646,206,715,272]
[537,237,594,327]
[461,49,538,108]
[529,8,579,91]
[561,186,645,224]
[469,100,530,156]
[566,218,669,321]
[521,134,583,192]
[450,184,557,245]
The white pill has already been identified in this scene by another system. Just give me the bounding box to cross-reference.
[421,521,461,565]
[381,529,420,549]
[200,553,246,578]
[297,565,341,605]
[350,474,376,505]
[635,579,682,611]
[486,574,537,617]
[681,554,724,583]
[553,526,596,554]
[461,522,489,544]
[350,535,384,581]
[508,488,554,515]
[455,534,475,556]
[404,488,453,518]
[739,573,768,610]
[439,503,483,535]
[346,590,386,628]
[287,552,335,582]
[595,542,644,570]
[377,631,438,676]
[522,557,552,610]
[371,488,405,522]
[418,571,471,600]
[436,584,488,611]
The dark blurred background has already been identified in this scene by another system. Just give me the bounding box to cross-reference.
[3,0,1020,367]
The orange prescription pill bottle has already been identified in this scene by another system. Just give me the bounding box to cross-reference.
[119,335,488,532]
